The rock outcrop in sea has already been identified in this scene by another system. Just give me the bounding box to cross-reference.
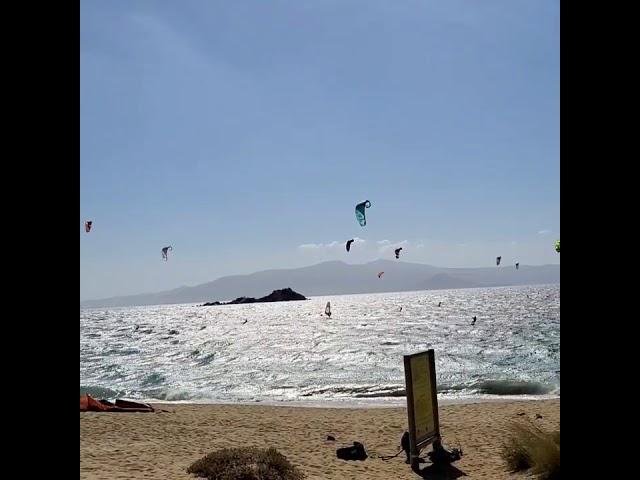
[200,287,307,306]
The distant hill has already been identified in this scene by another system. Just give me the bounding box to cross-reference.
[80,260,560,308]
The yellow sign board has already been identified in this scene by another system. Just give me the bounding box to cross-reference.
[404,350,440,456]
[410,353,436,442]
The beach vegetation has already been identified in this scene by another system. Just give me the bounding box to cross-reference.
[187,446,305,480]
[501,422,559,479]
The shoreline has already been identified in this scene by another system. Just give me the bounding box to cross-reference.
[81,398,559,479]
[137,393,560,409]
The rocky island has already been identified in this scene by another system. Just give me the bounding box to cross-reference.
[200,287,307,306]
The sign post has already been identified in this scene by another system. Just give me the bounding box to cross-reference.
[404,349,441,471]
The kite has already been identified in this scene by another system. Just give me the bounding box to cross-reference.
[161,246,173,261]
[346,239,355,252]
[355,200,371,227]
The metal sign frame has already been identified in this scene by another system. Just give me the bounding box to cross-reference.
[404,349,441,467]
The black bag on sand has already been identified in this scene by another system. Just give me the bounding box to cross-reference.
[336,442,368,461]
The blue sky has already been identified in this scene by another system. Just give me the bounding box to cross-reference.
[80,0,560,300]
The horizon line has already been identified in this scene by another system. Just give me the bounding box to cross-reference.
[80,259,560,303]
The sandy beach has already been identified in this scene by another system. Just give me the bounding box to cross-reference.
[80,398,559,479]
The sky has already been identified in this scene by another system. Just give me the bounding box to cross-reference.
[80,0,560,300]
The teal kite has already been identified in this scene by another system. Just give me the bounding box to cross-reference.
[355,200,371,227]
[555,240,560,253]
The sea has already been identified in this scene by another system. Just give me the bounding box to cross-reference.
[80,284,559,407]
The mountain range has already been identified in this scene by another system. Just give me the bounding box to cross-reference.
[80,260,560,308]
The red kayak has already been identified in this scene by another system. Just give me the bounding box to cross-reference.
[80,394,154,413]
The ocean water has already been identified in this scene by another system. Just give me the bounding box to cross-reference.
[80,285,559,406]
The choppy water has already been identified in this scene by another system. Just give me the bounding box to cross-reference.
[80,285,559,406]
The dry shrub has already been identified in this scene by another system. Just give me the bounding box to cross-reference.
[501,422,559,479]
[187,446,305,480]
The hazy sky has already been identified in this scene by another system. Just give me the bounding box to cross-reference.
[80,0,560,300]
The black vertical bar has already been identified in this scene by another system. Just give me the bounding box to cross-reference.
[403,354,419,471]
[428,349,441,441]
